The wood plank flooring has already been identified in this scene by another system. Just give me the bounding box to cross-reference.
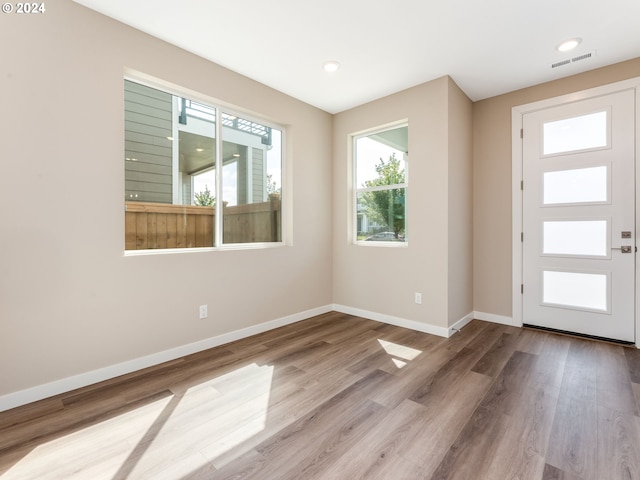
[1,312,640,479]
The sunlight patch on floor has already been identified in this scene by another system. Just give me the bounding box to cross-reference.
[2,363,275,480]
[377,339,422,369]
[120,363,274,478]
[2,395,174,480]
[391,358,408,368]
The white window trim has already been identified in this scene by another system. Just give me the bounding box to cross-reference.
[351,121,409,246]
[123,71,288,254]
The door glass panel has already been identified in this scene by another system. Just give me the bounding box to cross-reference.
[543,166,608,205]
[542,270,608,312]
[543,110,608,155]
[542,220,608,256]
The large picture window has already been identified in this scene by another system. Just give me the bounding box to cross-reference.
[353,124,408,244]
[124,79,283,251]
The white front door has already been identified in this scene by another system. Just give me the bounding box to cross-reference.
[522,89,636,342]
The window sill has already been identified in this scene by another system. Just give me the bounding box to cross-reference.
[354,241,408,248]
[124,242,287,256]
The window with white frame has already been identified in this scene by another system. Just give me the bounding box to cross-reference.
[124,79,283,251]
[353,124,408,243]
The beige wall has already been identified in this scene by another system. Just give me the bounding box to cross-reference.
[0,0,333,398]
[332,77,473,330]
[473,58,640,317]
[447,78,474,324]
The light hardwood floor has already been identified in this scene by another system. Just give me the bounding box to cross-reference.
[1,312,640,479]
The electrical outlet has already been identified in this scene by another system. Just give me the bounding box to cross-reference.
[199,305,208,319]
[415,293,422,305]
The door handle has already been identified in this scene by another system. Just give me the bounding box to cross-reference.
[612,246,633,253]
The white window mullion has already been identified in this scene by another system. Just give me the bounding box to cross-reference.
[247,146,253,203]
[357,183,407,194]
[215,108,223,248]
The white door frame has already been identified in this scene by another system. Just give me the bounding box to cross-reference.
[512,77,640,345]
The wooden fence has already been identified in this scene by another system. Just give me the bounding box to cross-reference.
[125,197,281,250]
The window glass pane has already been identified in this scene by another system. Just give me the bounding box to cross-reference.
[355,127,408,187]
[543,220,607,256]
[543,166,607,205]
[125,80,216,250]
[542,270,608,312]
[125,81,174,204]
[543,110,607,155]
[222,114,282,244]
[355,125,408,243]
[356,189,406,242]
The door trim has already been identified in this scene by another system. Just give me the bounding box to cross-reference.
[511,77,640,346]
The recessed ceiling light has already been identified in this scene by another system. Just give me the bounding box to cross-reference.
[556,38,582,52]
[196,148,204,152]
[323,60,341,73]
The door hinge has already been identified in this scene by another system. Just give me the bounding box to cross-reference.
[521,232,524,242]
[520,180,523,190]
[520,128,523,139]
[521,284,524,294]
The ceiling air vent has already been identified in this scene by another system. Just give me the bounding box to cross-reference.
[551,50,596,69]
[571,52,593,62]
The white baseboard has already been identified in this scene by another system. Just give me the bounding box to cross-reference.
[449,311,475,336]
[473,311,520,327]
[0,305,333,413]
[332,304,451,338]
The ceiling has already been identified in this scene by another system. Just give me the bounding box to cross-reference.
[73,0,640,114]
